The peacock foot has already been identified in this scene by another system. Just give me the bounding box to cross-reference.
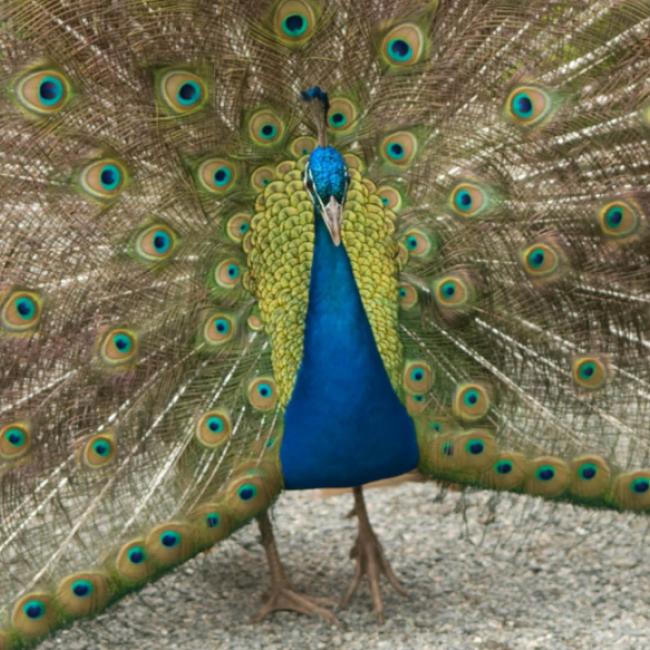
[254,583,338,624]
[341,486,408,623]
[255,510,339,625]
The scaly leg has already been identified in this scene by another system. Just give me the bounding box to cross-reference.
[341,486,408,623]
[254,510,339,624]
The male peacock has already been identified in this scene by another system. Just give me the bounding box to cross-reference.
[1,0,650,646]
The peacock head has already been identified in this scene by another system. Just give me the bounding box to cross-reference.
[301,86,349,246]
[303,146,349,246]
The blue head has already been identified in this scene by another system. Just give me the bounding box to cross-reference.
[301,87,349,246]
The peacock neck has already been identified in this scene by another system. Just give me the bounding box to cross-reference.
[279,209,419,489]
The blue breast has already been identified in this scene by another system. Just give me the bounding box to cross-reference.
[280,214,419,489]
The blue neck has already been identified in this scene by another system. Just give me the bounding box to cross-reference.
[280,211,419,489]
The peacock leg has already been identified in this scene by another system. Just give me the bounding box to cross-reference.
[341,486,408,623]
[253,510,339,624]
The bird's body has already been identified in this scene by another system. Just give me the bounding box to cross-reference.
[1,0,650,646]
[282,146,419,489]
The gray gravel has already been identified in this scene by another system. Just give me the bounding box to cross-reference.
[40,483,650,650]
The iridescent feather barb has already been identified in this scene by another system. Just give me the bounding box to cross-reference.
[1,0,650,646]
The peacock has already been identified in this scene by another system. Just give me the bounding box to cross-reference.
[1,0,650,646]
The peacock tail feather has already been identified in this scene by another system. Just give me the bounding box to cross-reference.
[1,0,650,646]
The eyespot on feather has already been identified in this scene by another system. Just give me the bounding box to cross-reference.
[327,97,359,134]
[504,85,554,127]
[157,70,207,114]
[203,312,237,346]
[432,272,475,311]
[248,108,286,147]
[448,182,489,218]
[189,503,232,546]
[195,409,232,448]
[214,258,243,290]
[482,451,528,491]
[525,456,570,497]
[377,184,404,212]
[224,470,273,521]
[379,23,427,68]
[198,158,239,194]
[247,376,278,410]
[11,592,56,638]
[380,131,418,167]
[403,360,433,394]
[144,522,193,567]
[597,199,642,240]
[251,165,276,192]
[0,421,32,460]
[402,228,433,258]
[569,455,611,499]
[272,0,319,45]
[289,135,317,158]
[98,328,138,366]
[1,289,43,334]
[14,68,72,116]
[81,432,116,468]
[611,471,650,510]
[520,241,563,279]
[453,430,498,475]
[571,355,609,391]
[115,538,153,583]
[56,572,110,618]
[134,223,178,263]
[79,158,128,200]
[452,382,491,422]
[398,283,418,310]
[226,212,252,243]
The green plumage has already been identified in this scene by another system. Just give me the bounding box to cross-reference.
[1,0,650,646]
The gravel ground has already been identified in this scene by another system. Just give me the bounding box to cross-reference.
[40,482,650,650]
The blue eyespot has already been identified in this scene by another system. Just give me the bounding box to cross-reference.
[5,427,26,447]
[495,460,513,475]
[388,142,405,160]
[15,296,36,320]
[206,512,220,528]
[71,579,93,598]
[160,531,181,548]
[239,223,250,234]
[631,478,650,494]
[99,164,122,191]
[578,362,596,380]
[454,189,473,212]
[441,282,456,298]
[213,167,232,187]
[128,546,146,564]
[258,383,272,398]
[328,112,347,128]
[39,76,64,106]
[227,264,240,279]
[527,248,545,269]
[92,439,112,457]
[406,235,418,250]
[463,389,479,406]
[536,465,555,481]
[282,13,307,37]
[176,80,202,107]
[388,38,412,62]
[113,333,132,353]
[466,439,485,455]
[207,416,224,433]
[152,230,172,253]
[410,369,424,382]
[605,206,623,228]
[238,483,257,501]
[511,92,533,118]
[214,318,230,334]
[579,463,597,480]
[259,124,277,140]
[23,600,46,620]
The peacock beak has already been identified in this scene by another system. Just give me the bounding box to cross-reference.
[322,196,343,246]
